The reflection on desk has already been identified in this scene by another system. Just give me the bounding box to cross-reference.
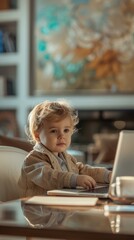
[106,213,134,235]
[62,208,112,233]
[0,200,27,226]
[104,205,134,234]
[0,199,134,239]
[22,202,112,233]
[21,202,73,228]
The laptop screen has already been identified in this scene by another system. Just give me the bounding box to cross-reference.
[110,130,134,186]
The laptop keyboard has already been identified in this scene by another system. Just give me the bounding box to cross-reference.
[79,186,109,194]
[88,186,109,194]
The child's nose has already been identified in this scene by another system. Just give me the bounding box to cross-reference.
[58,131,64,138]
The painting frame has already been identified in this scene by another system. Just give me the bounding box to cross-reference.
[30,0,134,96]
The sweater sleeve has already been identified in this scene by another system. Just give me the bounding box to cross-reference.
[79,164,111,183]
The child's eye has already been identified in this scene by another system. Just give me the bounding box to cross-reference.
[50,129,57,133]
[64,128,70,133]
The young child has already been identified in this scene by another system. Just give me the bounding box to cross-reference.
[18,99,111,197]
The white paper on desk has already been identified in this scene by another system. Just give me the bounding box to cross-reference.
[26,196,98,206]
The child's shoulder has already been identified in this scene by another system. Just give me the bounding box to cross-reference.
[26,149,49,163]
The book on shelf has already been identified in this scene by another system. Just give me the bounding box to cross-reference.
[3,32,16,52]
[6,78,16,96]
[0,0,10,10]
[0,76,6,96]
[0,76,16,96]
[0,30,4,53]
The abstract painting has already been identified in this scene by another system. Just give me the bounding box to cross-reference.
[32,0,134,95]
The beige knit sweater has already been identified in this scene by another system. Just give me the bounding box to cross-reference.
[18,143,110,197]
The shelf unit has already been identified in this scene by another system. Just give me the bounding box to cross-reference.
[0,0,30,137]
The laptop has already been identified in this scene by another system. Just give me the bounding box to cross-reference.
[47,130,134,198]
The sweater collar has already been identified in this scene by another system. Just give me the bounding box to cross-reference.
[34,143,51,154]
[34,142,71,162]
[33,143,72,169]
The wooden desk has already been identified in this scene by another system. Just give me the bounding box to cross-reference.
[0,198,134,239]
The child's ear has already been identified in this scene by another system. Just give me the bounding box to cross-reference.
[34,131,40,142]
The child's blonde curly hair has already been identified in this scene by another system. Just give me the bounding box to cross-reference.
[25,99,79,144]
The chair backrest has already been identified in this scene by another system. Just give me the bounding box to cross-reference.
[0,146,28,202]
[0,135,33,152]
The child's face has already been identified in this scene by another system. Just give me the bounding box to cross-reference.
[38,116,73,155]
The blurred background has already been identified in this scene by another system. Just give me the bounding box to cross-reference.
[1,0,134,163]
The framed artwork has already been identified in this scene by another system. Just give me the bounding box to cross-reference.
[31,0,134,95]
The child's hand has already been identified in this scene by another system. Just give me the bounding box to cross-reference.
[76,175,96,189]
[76,162,84,171]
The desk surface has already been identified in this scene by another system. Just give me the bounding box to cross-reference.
[0,198,134,239]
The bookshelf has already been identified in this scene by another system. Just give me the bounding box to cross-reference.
[0,0,30,137]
